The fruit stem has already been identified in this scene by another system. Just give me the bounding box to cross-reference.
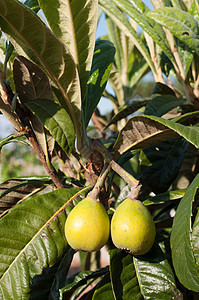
[89,161,111,200]
[91,139,141,198]
[129,183,142,200]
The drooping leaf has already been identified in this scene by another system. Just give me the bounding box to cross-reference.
[171,173,199,292]
[0,176,51,217]
[14,56,54,102]
[144,95,186,117]
[134,243,182,299]
[84,39,115,127]
[0,186,89,299]
[112,113,199,158]
[26,99,75,155]
[13,55,55,156]
[139,138,188,194]
[147,7,199,56]
[38,0,98,101]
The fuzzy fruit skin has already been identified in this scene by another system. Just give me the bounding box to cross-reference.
[111,198,156,255]
[65,196,110,252]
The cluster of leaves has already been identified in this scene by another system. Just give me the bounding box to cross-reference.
[0,0,199,299]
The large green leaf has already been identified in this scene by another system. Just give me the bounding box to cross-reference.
[38,0,98,101]
[134,243,182,299]
[84,39,115,127]
[0,186,89,299]
[109,247,143,299]
[112,113,199,158]
[171,173,199,292]
[109,243,182,299]
[139,138,188,194]
[0,0,86,154]
[147,7,199,56]
[26,99,75,155]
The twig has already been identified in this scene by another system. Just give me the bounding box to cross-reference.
[0,96,21,131]
[91,139,138,189]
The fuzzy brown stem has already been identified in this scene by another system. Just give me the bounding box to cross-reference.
[27,132,65,189]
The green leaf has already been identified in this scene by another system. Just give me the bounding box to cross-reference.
[112,113,199,158]
[109,247,143,299]
[0,177,51,217]
[134,243,182,299]
[147,7,199,56]
[84,39,115,127]
[144,95,186,117]
[0,0,85,154]
[99,0,156,73]
[26,99,75,155]
[0,186,89,299]
[38,0,98,101]
[139,138,188,194]
[171,173,199,292]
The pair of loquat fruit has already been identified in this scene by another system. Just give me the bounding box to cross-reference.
[65,195,156,255]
